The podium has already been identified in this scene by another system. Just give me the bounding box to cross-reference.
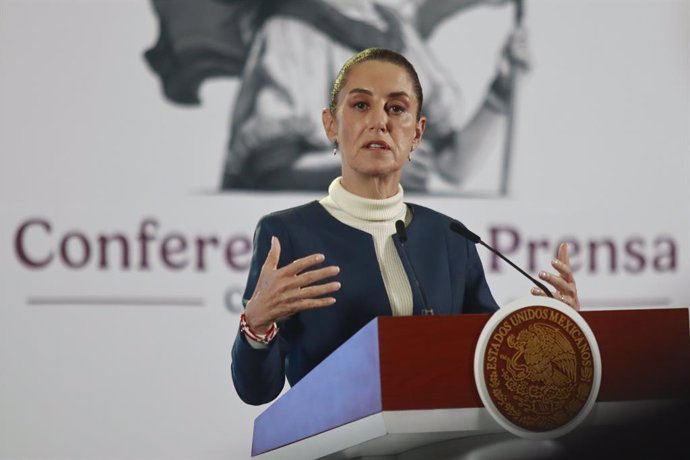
[250,308,690,459]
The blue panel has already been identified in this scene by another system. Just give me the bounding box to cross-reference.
[252,317,383,455]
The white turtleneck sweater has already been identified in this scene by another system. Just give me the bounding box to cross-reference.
[319,177,413,316]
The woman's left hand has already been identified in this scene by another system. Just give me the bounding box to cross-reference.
[531,242,581,311]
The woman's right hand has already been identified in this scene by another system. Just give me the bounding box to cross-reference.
[243,236,341,334]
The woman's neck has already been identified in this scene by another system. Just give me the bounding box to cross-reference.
[325,177,404,222]
[340,172,401,199]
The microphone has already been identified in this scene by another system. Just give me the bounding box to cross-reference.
[449,221,554,298]
[395,220,434,315]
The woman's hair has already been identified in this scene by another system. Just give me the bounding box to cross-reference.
[329,48,423,119]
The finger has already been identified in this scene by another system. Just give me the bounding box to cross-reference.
[291,281,342,300]
[538,271,573,295]
[556,292,570,305]
[261,236,281,272]
[558,242,571,266]
[275,253,326,278]
[551,258,574,283]
[555,243,575,281]
[277,279,342,306]
[290,265,340,289]
[531,287,547,297]
[287,296,338,313]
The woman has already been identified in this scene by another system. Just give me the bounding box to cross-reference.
[231,48,578,405]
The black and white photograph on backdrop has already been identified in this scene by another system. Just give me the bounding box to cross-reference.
[145,0,529,194]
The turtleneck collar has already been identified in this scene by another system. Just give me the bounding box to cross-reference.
[327,177,405,222]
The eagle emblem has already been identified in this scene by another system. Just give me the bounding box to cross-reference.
[506,323,577,390]
[476,301,600,438]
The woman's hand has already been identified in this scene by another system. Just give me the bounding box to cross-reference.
[531,242,581,311]
[244,236,341,333]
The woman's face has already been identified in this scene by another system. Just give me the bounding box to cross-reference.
[322,60,426,186]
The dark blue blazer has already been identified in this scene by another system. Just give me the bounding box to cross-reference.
[231,201,498,405]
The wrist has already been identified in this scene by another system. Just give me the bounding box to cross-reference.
[243,309,269,334]
[240,311,278,345]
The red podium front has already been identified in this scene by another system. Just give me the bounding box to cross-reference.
[250,308,689,459]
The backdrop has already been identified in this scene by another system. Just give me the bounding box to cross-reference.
[1,0,688,458]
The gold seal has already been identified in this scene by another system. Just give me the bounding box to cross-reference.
[475,297,601,439]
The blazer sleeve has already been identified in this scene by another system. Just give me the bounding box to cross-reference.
[462,240,500,314]
[230,215,293,405]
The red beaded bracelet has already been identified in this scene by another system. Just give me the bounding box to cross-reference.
[239,312,278,344]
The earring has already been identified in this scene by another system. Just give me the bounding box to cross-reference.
[332,140,338,156]
[408,154,411,162]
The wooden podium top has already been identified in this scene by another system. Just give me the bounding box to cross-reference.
[251,308,690,457]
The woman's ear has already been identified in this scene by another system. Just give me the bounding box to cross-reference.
[412,115,427,150]
[322,108,337,142]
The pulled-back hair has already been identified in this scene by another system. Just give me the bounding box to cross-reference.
[329,48,423,119]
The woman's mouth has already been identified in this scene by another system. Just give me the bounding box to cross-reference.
[363,141,390,150]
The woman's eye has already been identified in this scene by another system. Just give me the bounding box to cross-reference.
[388,105,406,114]
[353,101,368,110]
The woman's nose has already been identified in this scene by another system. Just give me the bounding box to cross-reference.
[368,110,388,132]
